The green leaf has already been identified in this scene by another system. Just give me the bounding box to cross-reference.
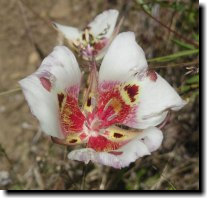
[180,85,191,93]
[191,90,199,99]
[144,174,160,187]
[148,49,199,63]
[136,0,152,14]
[172,39,195,50]
[171,1,185,12]
[137,168,147,180]
[167,186,177,190]
[193,33,199,41]
[186,74,199,84]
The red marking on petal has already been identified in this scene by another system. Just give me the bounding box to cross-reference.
[87,135,120,152]
[147,70,157,82]
[97,82,133,128]
[124,84,139,103]
[39,77,51,91]
[108,151,123,156]
[60,95,85,135]
[79,133,87,140]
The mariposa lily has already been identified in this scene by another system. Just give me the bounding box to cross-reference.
[19,32,186,169]
[53,9,119,60]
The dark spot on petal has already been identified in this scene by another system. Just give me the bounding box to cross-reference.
[89,33,94,42]
[82,32,86,41]
[87,97,91,107]
[113,132,123,138]
[52,22,57,28]
[69,139,77,144]
[58,93,64,108]
[108,151,123,156]
[124,84,139,102]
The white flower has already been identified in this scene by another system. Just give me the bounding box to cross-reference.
[19,32,186,169]
[53,9,119,60]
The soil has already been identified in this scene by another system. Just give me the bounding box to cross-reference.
[0,0,199,190]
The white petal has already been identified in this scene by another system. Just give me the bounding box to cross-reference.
[19,46,81,138]
[20,76,63,138]
[68,148,125,168]
[99,32,148,83]
[68,133,151,169]
[53,23,80,42]
[68,127,163,169]
[68,141,150,169]
[88,9,119,39]
[138,127,163,152]
[131,72,186,129]
[39,46,81,92]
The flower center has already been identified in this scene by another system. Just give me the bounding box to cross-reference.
[73,28,107,57]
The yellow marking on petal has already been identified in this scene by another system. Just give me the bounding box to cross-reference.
[64,107,72,115]
[120,81,140,106]
[65,133,82,145]
[110,98,122,113]
[104,126,141,142]
[63,116,70,123]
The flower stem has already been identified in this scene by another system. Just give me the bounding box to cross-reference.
[0,87,21,97]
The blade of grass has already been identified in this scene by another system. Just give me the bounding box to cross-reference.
[148,49,199,63]
[172,39,196,50]
[0,88,21,97]
[137,0,152,14]
[149,60,199,69]
[186,74,199,84]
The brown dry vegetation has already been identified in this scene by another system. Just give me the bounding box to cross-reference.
[0,0,199,190]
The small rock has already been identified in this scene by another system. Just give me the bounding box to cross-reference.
[0,171,12,186]
[28,52,39,65]
[0,106,6,113]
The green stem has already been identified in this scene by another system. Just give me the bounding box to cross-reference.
[148,49,199,63]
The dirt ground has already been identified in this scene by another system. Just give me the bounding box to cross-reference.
[0,0,199,190]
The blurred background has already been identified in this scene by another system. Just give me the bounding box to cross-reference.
[0,0,199,190]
